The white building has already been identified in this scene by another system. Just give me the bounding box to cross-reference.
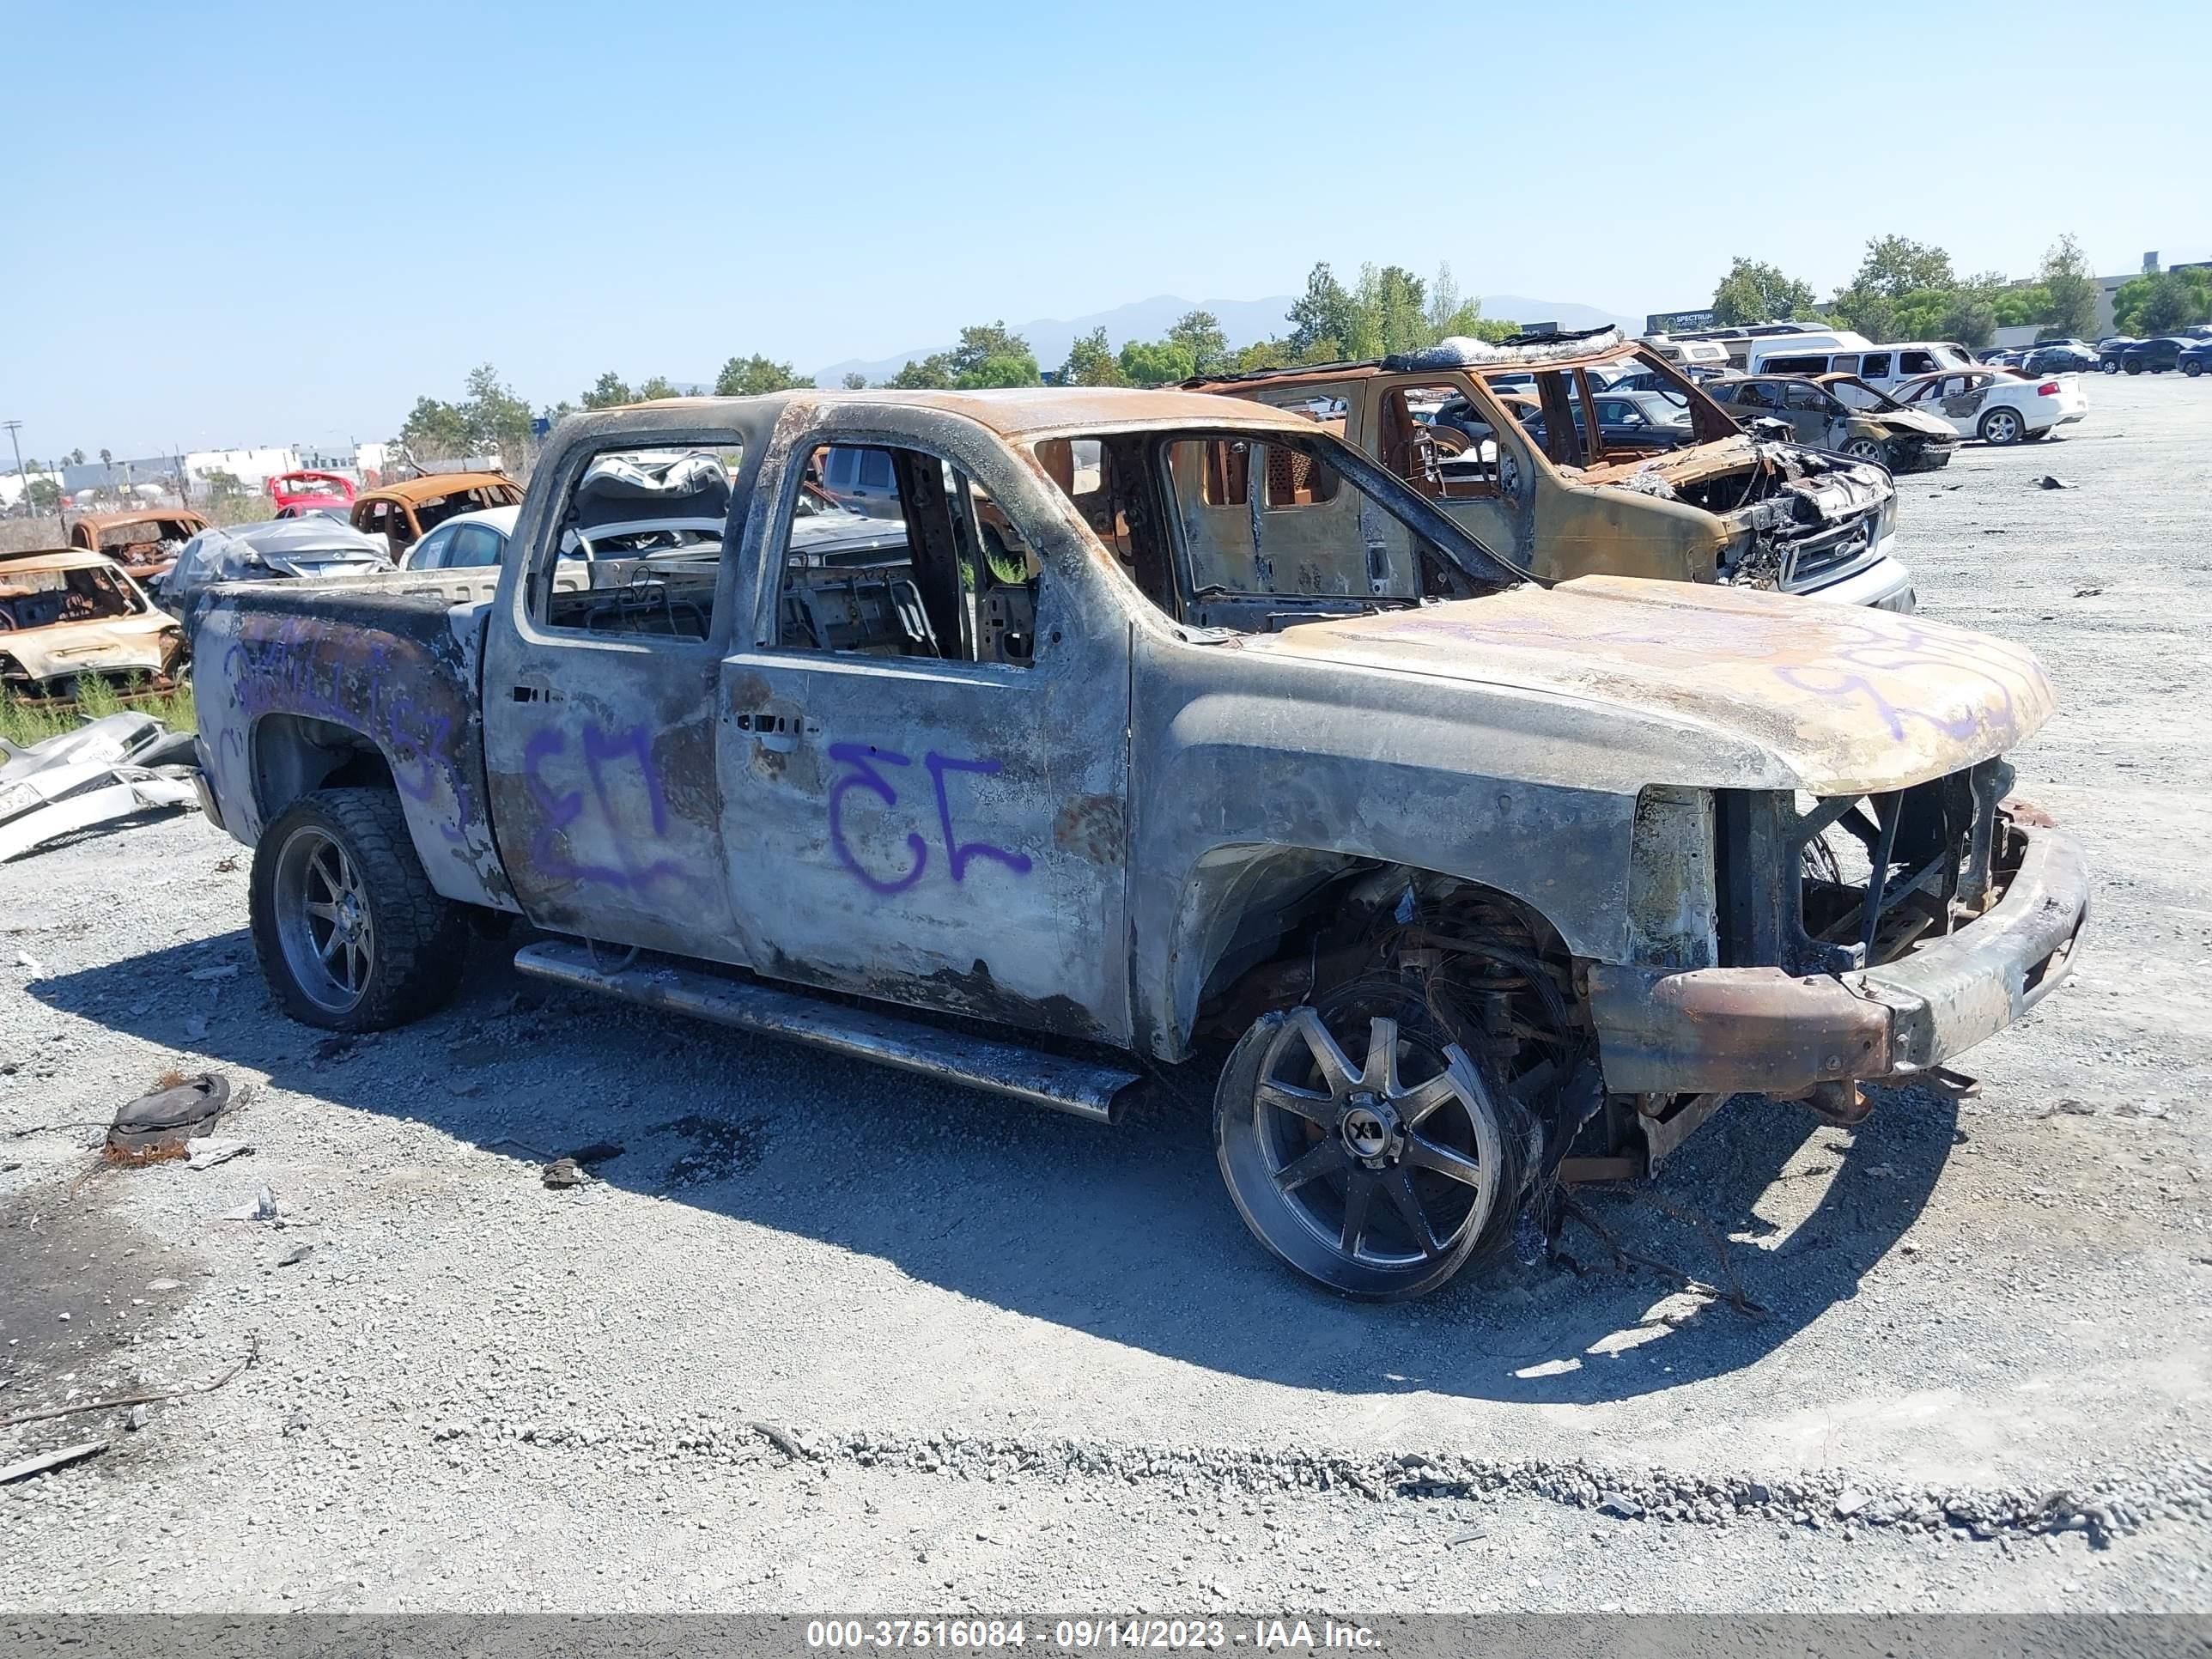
[182,447,299,495]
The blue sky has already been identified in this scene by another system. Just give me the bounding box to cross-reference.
[2,0,2203,456]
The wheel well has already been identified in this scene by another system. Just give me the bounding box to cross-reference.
[1171,848,1575,1054]
[251,714,394,827]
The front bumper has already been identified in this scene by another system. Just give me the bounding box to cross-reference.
[1802,542,1916,613]
[1588,823,2088,1097]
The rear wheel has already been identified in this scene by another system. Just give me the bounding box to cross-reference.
[2100,359,2119,374]
[250,787,468,1031]
[1214,981,1519,1299]
[1978,407,2025,446]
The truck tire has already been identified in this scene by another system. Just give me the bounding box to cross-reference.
[250,787,468,1031]
[1213,981,1518,1299]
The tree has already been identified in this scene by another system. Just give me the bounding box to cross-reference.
[580,371,635,410]
[1285,262,1357,360]
[948,322,1031,382]
[399,396,472,457]
[1424,262,1489,340]
[1710,257,1818,325]
[956,351,1040,390]
[1850,234,1955,299]
[27,477,60,510]
[198,470,242,502]
[714,354,812,397]
[1832,234,1957,339]
[888,354,955,390]
[1166,309,1229,376]
[2039,235,2099,340]
[1117,339,1196,386]
[1340,264,1429,359]
[461,363,533,456]
[2119,269,2212,335]
[1230,340,1291,374]
[1991,283,2051,329]
[1937,283,2000,350]
[67,447,85,466]
[1059,327,1127,387]
[842,372,868,390]
[635,376,682,400]
[98,447,112,466]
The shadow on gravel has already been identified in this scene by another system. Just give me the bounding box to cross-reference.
[35,933,1954,1407]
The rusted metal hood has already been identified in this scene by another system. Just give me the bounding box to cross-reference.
[1237,576,2053,796]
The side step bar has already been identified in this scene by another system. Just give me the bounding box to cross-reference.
[512,941,1142,1124]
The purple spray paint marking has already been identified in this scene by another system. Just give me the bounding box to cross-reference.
[522,722,690,892]
[826,742,928,895]
[923,751,1032,882]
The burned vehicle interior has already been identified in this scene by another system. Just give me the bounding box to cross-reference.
[0,559,149,631]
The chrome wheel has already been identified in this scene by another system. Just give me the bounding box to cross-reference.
[1842,437,1886,463]
[271,824,374,1014]
[1980,409,2023,445]
[1216,1001,1508,1297]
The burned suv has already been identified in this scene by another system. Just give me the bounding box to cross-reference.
[1187,327,1913,611]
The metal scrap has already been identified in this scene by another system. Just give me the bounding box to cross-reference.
[0,713,198,862]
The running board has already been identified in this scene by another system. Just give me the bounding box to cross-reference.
[511,941,1140,1124]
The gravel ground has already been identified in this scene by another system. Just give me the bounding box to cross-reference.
[3,376,2208,1613]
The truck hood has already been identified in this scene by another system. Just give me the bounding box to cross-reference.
[1237,575,2052,795]
[1861,407,1957,441]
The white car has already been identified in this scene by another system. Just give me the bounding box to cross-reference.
[1891,368,2088,447]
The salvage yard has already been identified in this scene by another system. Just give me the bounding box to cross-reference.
[3,376,2209,1613]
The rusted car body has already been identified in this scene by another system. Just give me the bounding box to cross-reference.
[0,549,185,702]
[192,388,2087,1298]
[1706,373,1959,472]
[349,471,523,561]
[68,509,210,585]
[1186,328,1914,611]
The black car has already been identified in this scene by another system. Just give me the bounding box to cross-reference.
[2024,341,2098,374]
[2096,337,2138,374]
[2181,341,2212,379]
[2119,337,2195,374]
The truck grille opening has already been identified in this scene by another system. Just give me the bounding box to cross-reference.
[1718,759,2016,973]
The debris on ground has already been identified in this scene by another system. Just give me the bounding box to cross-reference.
[0,714,199,863]
[0,1338,258,1431]
[12,951,42,978]
[0,1439,106,1484]
[276,1243,313,1267]
[126,1404,150,1431]
[184,1136,252,1170]
[2075,586,2105,598]
[542,1157,589,1189]
[2039,475,2074,489]
[222,1185,278,1223]
[105,1073,231,1163]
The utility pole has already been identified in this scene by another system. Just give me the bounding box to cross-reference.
[3,419,40,529]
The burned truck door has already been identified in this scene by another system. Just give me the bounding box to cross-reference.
[1389,376,1536,573]
[715,422,1133,1043]
[480,439,744,962]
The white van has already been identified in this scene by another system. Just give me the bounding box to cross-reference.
[1748,337,1976,392]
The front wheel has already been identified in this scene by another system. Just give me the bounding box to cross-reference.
[250,787,469,1031]
[2124,359,2144,374]
[2186,362,2204,378]
[1979,407,2025,446]
[1214,984,1520,1298]
[1841,436,1887,465]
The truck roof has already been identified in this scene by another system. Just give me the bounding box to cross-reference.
[1182,330,1641,393]
[623,386,1327,439]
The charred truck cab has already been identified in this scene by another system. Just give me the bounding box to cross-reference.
[1185,326,1915,612]
[194,388,2085,1300]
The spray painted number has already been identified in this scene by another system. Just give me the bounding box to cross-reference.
[826,742,1033,896]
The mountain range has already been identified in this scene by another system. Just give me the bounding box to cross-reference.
[782,291,1640,387]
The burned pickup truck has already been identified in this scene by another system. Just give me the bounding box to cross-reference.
[1187,328,1915,611]
[193,389,2087,1298]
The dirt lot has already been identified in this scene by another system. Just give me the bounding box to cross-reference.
[3,377,2209,1614]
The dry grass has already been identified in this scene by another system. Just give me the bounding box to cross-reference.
[0,675,196,748]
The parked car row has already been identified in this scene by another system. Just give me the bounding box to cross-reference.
[2096,335,2212,375]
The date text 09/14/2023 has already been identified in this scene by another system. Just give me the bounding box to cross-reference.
[803,1618,1381,1650]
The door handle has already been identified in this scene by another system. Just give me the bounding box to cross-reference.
[732,708,801,752]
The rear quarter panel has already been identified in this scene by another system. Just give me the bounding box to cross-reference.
[193,580,510,907]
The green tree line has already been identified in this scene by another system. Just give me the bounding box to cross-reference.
[1702,234,2131,348]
